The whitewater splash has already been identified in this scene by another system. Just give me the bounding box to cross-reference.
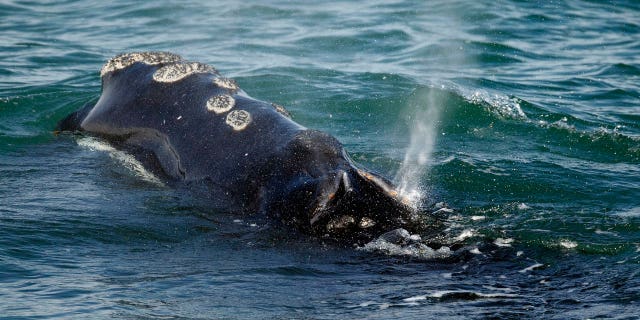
[76,136,165,186]
[394,87,444,206]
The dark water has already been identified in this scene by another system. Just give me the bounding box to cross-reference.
[1,1,639,318]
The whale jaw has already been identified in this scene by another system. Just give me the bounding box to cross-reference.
[307,167,418,244]
[261,129,419,244]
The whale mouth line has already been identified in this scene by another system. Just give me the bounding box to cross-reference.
[309,170,353,227]
[306,167,417,240]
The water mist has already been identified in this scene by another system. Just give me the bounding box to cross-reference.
[394,87,443,206]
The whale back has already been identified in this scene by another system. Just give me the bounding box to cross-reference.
[74,53,303,193]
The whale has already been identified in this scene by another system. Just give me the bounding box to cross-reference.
[57,52,420,243]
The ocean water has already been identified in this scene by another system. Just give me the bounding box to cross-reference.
[1,0,639,318]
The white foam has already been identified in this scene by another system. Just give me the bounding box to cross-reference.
[549,117,576,131]
[206,94,235,114]
[360,289,519,310]
[519,263,544,273]
[357,301,376,308]
[468,90,527,120]
[76,136,164,186]
[153,62,216,83]
[494,238,514,247]
[358,233,453,260]
[616,207,640,218]
[456,229,475,241]
[482,285,515,292]
[595,229,619,237]
[399,188,423,205]
[432,207,454,215]
[403,295,427,302]
[478,166,510,176]
[225,110,252,131]
[420,290,519,300]
[559,239,578,249]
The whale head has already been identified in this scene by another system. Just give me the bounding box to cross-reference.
[263,130,420,244]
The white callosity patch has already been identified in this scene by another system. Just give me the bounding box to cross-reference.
[213,77,239,92]
[206,94,235,114]
[100,52,182,77]
[271,103,291,118]
[359,217,376,229]
[326,215,356,232]
[225,109,252,131]
[153,62,217,83]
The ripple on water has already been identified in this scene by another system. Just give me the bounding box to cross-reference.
[1,0,640,319]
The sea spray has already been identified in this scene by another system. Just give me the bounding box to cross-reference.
[391,2,470,206]
[394,87,444,206]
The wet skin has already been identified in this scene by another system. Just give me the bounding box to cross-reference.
[57,52,420,243]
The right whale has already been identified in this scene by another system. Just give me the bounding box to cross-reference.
[57,52,421,243]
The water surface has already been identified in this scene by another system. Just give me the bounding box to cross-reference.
[1,1,639,319]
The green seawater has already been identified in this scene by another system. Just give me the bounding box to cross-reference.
[1,1,639,319]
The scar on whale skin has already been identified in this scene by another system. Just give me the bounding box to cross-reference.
[206,94,235,114]
[100,52,182,77]
[225,110,251,131]
[153,62,217,83]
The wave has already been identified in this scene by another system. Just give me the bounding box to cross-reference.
[0,86,97,152]
[2,64,637,263]
[400,85,640,164]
